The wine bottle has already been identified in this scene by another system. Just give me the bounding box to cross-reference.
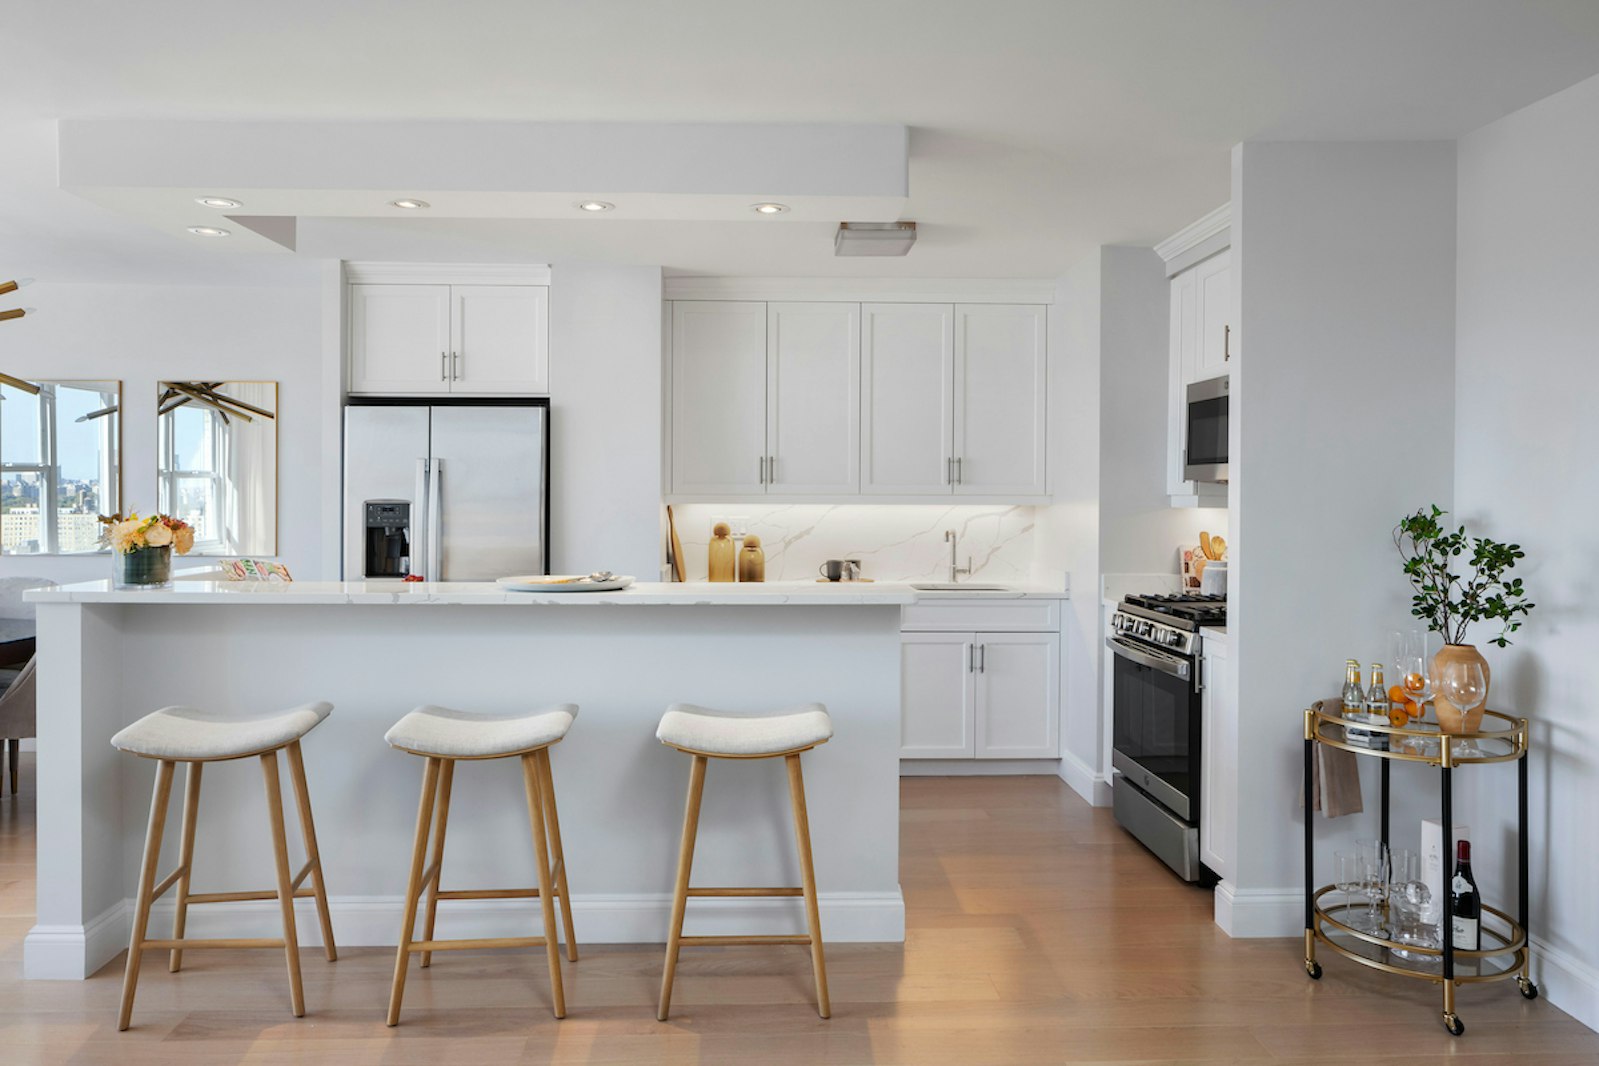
[1450,840,1481,951]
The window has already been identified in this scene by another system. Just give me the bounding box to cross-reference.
[0,381,120,555]
[158,402,227,552]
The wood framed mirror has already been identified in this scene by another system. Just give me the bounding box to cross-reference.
[156,381,277,556]
[0,378,121,555]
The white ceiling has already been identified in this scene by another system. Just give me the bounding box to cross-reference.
[5,0,1599,284]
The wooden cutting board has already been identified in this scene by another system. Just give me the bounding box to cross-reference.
[666,505,686,583]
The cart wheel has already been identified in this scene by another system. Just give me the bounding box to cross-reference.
[1518,977,1539,1000]
[1443,1013,1465,1036]
[1304,959,1322,980]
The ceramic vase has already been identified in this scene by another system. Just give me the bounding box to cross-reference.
[1432,643,1491,734]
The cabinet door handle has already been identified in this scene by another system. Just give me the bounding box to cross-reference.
[767,456,775,484]
[968,643,975,673]
[955,457,963,485]
[945,457,953,484]
[977,643,986,673]
[1224,324,1231,362]
[453,351,461,379]
[440,351,448,381]
[758,456,766,484]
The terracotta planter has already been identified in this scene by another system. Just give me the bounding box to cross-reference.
[1432,643,1491,734]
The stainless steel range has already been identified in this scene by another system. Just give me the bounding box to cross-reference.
[1107,592,1225,882]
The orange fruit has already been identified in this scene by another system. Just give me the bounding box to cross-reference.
[1403,672,1426,693]
[1404,699,1423,719]
[1388,707,1409,727]
[1387,685,1407,704]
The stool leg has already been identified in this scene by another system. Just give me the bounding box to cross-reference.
[786,753,830,1019]
[261,750,306,1018]
[657,753,707,1022]
[418,758,455,969]
[536,746,579,962]
[285,740,338,963]
[387,756,440,1027]
[7,737,17,794]
[521,752,566,1019]
[168,762,204,973]
[118,759,175,1031]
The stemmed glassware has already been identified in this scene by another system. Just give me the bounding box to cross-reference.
[1387,849,1440,964]
[1439,658,1489,757]
[1357,838,1391,937]
[1394,629,1436,754]
[1335,851,1366,929]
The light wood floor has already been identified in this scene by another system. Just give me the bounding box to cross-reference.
[2,753,1595,1064]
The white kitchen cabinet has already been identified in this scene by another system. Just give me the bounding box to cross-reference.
[1199,630,1235,880]
[670,301,768,495]
[1193,250,1232,383]
[861,303,953,495]
[348,284,453,395]
[900,632,976,758]
[901,600,1061,763]
[449,285,550,394]
[766,302,860,495]
[348,282,548,396]
[973,631,1060,758]
[954,304,1047,496]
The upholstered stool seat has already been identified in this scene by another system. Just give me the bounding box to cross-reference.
[656,703,831,757]
[113,702,337,1031]
[385,704,580,1026]
[385,703,577,759]
[113,702,332,761]
[656,703,833,1021]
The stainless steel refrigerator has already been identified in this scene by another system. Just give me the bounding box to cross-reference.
[343,400,549,581]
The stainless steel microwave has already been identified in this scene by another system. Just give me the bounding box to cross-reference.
[1184,377,1229,483]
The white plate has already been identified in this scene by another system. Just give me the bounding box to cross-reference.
[496,575,634,593]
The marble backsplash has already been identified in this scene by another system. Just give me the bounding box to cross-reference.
[668,504,1037,583]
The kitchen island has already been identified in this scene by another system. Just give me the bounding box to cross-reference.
[24,579,916,980]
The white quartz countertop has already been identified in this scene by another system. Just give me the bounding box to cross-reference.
[28,578,1069,607]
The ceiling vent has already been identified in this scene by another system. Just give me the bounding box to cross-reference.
[834,221,917,257]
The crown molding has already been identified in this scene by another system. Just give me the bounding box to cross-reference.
[344,262,551,285]
[662,276,1055,304]
[1154,204,1231,274]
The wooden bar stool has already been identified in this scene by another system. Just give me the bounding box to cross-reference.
[655,702,833,1021]
[110,701,338,1032]
[384,703,579,1026]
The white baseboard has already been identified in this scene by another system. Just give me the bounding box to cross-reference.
[1057,751,1112,807]
[23,899,129,980]
[25,890,905,981]
[1213,881,1302,938]
[1532,935,1599,1034]
[898,759,1061,777]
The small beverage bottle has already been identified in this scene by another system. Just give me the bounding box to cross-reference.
[1365,662,1391,751]
[1450,840,1481,951]
[1342,660,1370,746]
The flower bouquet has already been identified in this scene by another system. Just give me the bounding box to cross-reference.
[100,512,196,589]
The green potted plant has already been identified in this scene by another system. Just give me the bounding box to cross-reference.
[1394,505,1535,732]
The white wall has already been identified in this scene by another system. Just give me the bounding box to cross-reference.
[1456,71,1599,1031]
[546,263,664,578]
[1097,245,1225,575]
[1227,142,1457,928]
[0,281,325,584]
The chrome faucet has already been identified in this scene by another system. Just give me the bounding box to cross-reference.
[945,530,972,584]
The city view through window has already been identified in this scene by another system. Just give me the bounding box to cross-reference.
[1,381,119,554]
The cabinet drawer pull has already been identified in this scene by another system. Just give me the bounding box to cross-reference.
[440,351,448,381]
[1224,324,1231,362]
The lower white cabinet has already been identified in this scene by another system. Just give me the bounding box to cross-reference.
[1199,631,1235,879]
[900,618,1060,760]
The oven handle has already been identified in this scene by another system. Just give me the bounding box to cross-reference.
[1105,635,1191,682]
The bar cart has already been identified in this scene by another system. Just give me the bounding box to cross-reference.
[1302,701,1536,1036]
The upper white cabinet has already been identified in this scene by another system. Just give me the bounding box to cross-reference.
[953,304,1048,496]
[766,302,860,495]
[1191,250,1232,383]
[348,279,548,396]
[668,296,1046,502]
[1159,208,1231,506]
[861,304,953,495]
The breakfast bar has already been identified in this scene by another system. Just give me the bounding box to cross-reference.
[23,580,912,980]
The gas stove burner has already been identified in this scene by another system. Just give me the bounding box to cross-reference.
[1117,592,1227,632]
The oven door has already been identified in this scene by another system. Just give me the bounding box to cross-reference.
[1184,377,1228,483]
[1108,635,1199,821]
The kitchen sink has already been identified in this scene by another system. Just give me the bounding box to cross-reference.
[910,583,1011,591]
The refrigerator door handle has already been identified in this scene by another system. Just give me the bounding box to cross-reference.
[412,458,430,579]
[428,458,444,580]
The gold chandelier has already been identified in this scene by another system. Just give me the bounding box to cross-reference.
[0,278,34,324]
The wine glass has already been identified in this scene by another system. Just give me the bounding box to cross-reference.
[1357,838,1390,936]
[1396,629,1437,750]
[1387,849,1438,963]
[1439,658,1488,757]
[1334,851,1363,926]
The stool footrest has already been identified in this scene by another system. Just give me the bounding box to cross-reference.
[679,934,813,947]
[141,937,287,950]
[185,888,317,904]
[435,887,542,901]
[687,886,803,898]
[150,865,189,903]
[407,936,547,953]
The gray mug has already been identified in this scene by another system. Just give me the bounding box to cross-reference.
[818,559,846,582]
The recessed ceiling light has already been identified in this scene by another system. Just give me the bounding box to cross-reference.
[389,198,430,210]
[195,196,242,209]
[575,200,614,212]
[187,226,231,238]
[751,203,789,215]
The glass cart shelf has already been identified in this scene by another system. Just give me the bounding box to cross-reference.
[1302,702,1535,1037]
